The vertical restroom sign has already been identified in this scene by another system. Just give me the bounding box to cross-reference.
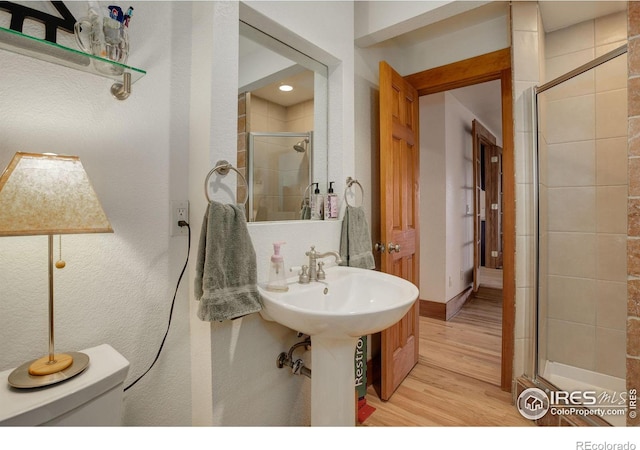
[355,336,366,399]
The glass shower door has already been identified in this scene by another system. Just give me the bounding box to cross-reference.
[247,132,312,222]
[535,47,628,425]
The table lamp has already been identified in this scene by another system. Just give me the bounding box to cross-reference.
[0,152,113,389]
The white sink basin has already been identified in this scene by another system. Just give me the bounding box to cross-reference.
[258,265,419,426]
[259,266,419,338]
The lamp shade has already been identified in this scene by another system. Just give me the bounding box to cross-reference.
[0,152,113,236]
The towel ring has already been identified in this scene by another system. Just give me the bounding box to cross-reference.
[344,177,364,207]
[204,160,249,205]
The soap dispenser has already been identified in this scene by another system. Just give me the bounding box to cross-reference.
[267,242,288,292]
[310,183,324,220]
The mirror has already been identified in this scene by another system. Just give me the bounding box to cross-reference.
[238,21,328,222]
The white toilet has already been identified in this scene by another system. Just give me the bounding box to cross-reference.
[0,344,129,426]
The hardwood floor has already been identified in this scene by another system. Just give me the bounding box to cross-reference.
[362,294,531,426]
[478,266,503,289]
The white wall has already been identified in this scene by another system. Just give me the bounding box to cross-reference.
[444,92,475,300]
[420,94,447,302]
[400,13,510,75]
[188,1,354,426]
[420,92,480,303]
[0,2,192,426]
[354,0,492,47]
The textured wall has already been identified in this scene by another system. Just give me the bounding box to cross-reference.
[188,1,354,425]
[0,2,192,426]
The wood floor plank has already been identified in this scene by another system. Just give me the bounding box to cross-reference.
[362,295,531,426]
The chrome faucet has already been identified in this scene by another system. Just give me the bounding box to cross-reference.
[301,245,343,283]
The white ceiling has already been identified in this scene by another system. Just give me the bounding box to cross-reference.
[239,34,315,107]
[250,70,315,107]
[449,80,502,138]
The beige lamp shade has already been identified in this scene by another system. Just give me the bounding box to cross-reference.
[0,152,113,236]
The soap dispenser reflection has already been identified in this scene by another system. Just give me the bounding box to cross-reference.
[267,242,288,292]
[325,181,338,219]
[310,183,324,220]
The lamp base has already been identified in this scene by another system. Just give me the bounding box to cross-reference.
[7,352,89,389]
[29,353,73,376]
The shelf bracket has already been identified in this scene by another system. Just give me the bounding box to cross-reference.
[111,72,131,100]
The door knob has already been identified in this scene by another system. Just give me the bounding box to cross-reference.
[388,242,400,253]
[375,242,386,253]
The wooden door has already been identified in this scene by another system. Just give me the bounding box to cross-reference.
[485,144,503,269]
[378,61,420,400]
[472,121,482,292]
[472,119,497,290]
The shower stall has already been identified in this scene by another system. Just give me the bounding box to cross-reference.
[533,43,628,426]
[247,131,313,222]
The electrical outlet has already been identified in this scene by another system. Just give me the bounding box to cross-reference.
[171,201,189,236]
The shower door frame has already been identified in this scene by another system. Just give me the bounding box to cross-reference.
[247,131,314,222]
[531,44,628,407]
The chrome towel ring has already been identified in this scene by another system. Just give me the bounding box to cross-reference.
[344,177,364,207]
[204,160,249,205]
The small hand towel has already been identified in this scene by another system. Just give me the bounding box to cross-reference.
[195,201,262,321]
[339,205,375,269]
[300,200,311,220]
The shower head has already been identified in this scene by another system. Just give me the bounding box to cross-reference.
[293,137,309,153]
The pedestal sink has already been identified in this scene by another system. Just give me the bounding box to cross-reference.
[258,266,419,426]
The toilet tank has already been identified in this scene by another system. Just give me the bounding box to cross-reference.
[0,344,130,426]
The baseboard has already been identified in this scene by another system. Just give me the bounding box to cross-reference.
[419,299,446,320]
[419,287,473,321]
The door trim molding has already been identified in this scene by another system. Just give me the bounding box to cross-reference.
[405,48,511,95]
[404,48,514,392]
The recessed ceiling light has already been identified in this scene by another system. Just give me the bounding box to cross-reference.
[279,84,293,92]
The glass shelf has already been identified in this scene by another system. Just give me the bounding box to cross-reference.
[0,26,145,84]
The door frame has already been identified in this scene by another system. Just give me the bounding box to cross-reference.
[404,47,514,391]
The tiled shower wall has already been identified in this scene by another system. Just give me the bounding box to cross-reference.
[511,0,541,381]
[248,95,314,133]
[627,0,640,428]
[514,2,639,426]
[539,11,628,380]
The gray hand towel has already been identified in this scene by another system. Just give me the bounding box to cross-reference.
[300,202,311,220]
[195,201,262,321]
[339,205,375,269]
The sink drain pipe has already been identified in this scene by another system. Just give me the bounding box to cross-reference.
[277,335,311,378]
